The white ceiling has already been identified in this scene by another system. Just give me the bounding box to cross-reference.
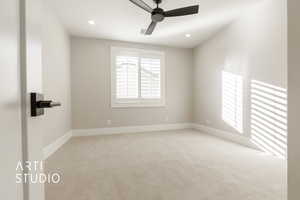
[47,0,262,48]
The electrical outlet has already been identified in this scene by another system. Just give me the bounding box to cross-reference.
[107,120,112,125]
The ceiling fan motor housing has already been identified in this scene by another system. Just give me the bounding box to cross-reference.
[151,8,164,22]
[153,0,162,4]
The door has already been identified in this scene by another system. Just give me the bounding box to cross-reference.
[0,0,23,199]
[0,0,45,199]
[21,0,45,199]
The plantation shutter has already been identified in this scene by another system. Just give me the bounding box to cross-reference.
[116,56,139,99]
[111,47,165,107]
[140,58,161,99]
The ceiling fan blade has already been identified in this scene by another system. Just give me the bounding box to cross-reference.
[145,21,157,35]
[164,5,199,17]
[129,0,153,13]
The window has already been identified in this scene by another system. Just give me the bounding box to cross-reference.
[116,56,139,99]
[111,47,165,107]
[222,71,243,133]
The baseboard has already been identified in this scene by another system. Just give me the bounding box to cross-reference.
[43,130,72,160]
[191,124,258,150]
[72,123,192,137]
[43,123,257,159]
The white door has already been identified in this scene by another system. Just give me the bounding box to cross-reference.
[0,0,24,199]
[22,0,45,199]
[0,0,45,199]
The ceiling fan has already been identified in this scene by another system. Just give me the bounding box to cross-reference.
[129,0,199,35]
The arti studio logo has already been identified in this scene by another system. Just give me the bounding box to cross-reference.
[16,161,61,184]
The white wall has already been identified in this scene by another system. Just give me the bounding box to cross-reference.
[193,0,287,137]
[42,6,71,147]
[70,37,193,129]
[288,0,300,198]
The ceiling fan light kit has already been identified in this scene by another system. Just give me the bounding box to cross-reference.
[129,0,199,35]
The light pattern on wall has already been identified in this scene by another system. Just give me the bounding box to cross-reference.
[250,80,287,158]
[222,71,243,133]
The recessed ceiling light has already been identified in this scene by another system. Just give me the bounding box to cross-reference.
[88,20,95,25]
[185,33,191,38]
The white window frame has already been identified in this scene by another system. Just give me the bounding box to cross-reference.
[111,46,166,108]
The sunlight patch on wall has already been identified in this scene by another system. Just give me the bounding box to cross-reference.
[250,80,287,158]
[222,71,243,133]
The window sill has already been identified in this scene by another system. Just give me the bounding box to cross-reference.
[111,102,166,108]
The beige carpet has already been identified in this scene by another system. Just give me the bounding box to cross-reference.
[45,129,286,200]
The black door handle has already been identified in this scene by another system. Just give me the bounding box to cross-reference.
[37,100,61,108]
[31,93,61,117]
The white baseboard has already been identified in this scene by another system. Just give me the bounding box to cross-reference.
[72,123,192,137]
[43,130,72,159]
[43,123,257,160]
[191,124,258,150]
